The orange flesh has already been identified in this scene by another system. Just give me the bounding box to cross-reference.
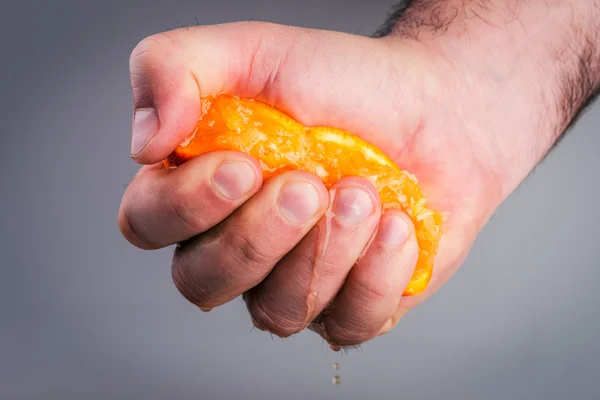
[164,94,445,296]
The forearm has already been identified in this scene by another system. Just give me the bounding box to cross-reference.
[378,0,600,198]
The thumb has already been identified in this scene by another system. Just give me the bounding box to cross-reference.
[127,21,419,165]
[128,21,291,164]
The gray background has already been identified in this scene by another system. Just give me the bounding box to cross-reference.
[1,0,599,399]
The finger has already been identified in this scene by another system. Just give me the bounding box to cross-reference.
[377,221,476,338]
[377,236,472,337]
[171,170,329,310]
[118,151,262,250]
[244,177,381,337]
[315,210,419,348]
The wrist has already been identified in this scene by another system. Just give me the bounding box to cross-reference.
[381,0,600,203]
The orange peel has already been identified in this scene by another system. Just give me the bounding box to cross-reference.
[164,93,445,296]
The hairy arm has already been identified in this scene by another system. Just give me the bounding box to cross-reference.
[375,0,600,198]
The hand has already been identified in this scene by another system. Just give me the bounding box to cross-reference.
[119,0,599,348]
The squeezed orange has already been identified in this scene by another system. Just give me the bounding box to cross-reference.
[164,94,444,296]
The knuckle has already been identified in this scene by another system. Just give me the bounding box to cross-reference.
[248,295,303,338]
[129,32,179,106]
[231,22,297,95]
[130,36,153,66]
[321,316,368,347]
[352,276,394,304]
[119,194,158,250]
[130,33,175,67]
[129,37,158,83]
[228,231,277,271]
[166,185,208,232]
[171,252,210,308]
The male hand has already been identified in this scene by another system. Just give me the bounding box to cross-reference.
[119,1,599,348]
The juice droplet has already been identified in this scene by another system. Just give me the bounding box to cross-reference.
[302,206,334,329]
[321,189,336,258]
[333,362,340,370]
[332,375,341,384]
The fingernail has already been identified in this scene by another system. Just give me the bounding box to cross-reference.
[377,213,409,246]
[278,181,321,224]
[131,108,159,156]
[332,187,374,224]
[213,161,257,198]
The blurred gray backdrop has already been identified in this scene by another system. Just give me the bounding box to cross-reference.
[1,0,599,399]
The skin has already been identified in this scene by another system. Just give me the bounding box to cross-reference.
[118,0,600,349]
